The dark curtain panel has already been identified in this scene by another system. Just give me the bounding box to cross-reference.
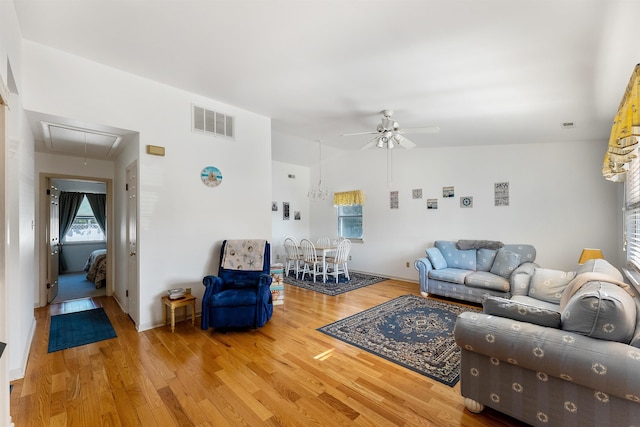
[86,193,106,233]
[58,192,84,273]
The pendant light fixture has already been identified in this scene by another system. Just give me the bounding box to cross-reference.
[308,140,330,201]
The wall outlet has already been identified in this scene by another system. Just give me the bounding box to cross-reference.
[186,287,192,294]
[349,256,352,261]
[405,261,410,268]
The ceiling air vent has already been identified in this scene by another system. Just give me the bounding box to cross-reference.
[192,105,234,139]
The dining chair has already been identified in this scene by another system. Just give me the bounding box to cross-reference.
[316,236,331,247]
[326,239,351,283]
[300,238,323,282]
[284,237,303,279]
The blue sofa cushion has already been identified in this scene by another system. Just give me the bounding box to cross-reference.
[483,296,561,328]
[425,247,447,270]
[429,267,471,285]
[490,248,521,279]
[561,281,637,343]
[528,268,576,304]
[465,271,509,292]
[435,241,476,271]
[476,248,497,272]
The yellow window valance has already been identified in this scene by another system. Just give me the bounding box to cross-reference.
[603,63,640,182]
[333,190,364,206]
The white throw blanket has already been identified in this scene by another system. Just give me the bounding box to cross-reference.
[221,239,267,271]
[559,272,635,310]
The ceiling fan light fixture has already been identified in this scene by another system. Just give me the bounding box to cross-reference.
[376,137,385,148]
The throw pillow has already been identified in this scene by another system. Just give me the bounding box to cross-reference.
[561,281,637,343]
[425,247,447,270]
[490,248,521,279]
[476,248,497,272]
[483,296,561,328]
[435,241,476,271]
[528,268,576,304]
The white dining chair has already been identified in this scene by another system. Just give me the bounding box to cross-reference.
[326,239,351,283]
[284,237,303,279]
[316,236,331,247]
[300,238,323,282]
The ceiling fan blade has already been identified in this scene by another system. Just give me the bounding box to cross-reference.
[393,134,416,149]
[397,126,440,134]
[360,135,379,150]
[342,131,379,137]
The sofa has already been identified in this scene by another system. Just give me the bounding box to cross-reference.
[414,240,538,304]
[454,258,640,426]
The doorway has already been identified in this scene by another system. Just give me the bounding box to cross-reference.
[39,174,113,307]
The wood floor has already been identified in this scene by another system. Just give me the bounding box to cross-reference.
[10,279,527,426]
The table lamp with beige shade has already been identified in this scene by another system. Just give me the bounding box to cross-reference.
[578,248,604,264]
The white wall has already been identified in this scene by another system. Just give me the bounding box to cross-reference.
[307,140,620,280]
[271,160,310,262]
[23,42,273,331]
[1,4,36,426]
[7,101,36,382]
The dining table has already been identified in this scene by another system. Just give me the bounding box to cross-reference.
[313,244,338,282]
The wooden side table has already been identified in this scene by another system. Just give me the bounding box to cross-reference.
[162,294,196,332]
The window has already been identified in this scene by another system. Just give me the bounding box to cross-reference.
[337,204,363,240]
[63,196,105,242]
[626,155,640,271]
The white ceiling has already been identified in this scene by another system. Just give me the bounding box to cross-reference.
[13,0,640,166]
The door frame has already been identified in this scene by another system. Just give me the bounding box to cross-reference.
[37,173,114,307]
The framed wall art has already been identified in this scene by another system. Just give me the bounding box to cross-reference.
[282,202,290,220]
[495,182,510,206]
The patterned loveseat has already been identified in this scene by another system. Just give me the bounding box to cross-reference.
[454,258,640,426]
[414,240,538,304]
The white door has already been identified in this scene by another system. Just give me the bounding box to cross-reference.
[47,183,60,303]
[126,161,139,326]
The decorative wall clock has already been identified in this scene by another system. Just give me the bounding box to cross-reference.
[201,166,222,187]
[460,196,473,208]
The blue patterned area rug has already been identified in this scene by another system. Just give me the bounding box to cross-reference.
[318,294,479,386]
[284,272,387,296]
[48,308,117,353]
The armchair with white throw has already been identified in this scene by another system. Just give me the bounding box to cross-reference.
[201,240,273,330]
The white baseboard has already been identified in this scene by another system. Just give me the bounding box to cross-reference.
[10,316,36,381]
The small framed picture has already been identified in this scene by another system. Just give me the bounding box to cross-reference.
[271,202,278,211]
[427,199,438,209]
[283,202,290,220]
[412,189,423,199]
[443,186,454,198]
[460,196,473,208]
[294,211,301,220]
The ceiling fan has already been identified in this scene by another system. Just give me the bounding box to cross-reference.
[342,109,440,150]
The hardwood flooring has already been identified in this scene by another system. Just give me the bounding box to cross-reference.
[10,279,526,426]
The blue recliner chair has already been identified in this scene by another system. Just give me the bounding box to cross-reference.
[201,239,273,330]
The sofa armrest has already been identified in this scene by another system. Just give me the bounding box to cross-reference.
[454,312,640,403]
[415,257,434,275]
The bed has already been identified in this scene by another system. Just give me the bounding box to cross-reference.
[84,249,107,288]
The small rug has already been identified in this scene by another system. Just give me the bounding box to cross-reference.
[318,294,478,386]
[48,308,117,353]
[284,272,387,296]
